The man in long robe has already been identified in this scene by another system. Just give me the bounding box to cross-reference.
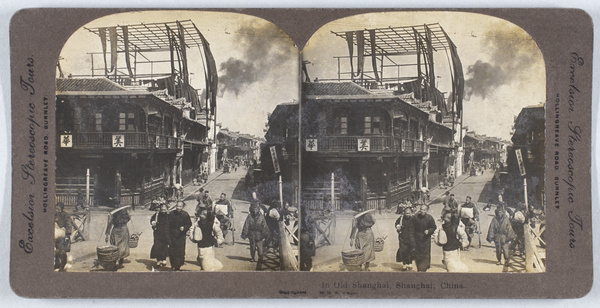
[150,203,170,267]
[413,204,437,272]
[395,207,416,271]
[168,201,192,270]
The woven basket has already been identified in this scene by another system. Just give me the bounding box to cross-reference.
[341,249,365,267]
[97,245,119,263]
[374,238,385,252]
[128,233,141,248]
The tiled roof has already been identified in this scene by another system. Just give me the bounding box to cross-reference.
[303,82,371,96]
[56,78,128,92]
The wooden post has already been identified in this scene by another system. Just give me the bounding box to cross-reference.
[524,225,534,272]
[279,221,298,271]
[331,173,335,211]
[279,175,284,209]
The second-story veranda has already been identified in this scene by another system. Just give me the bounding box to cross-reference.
[56,78,187,153]
[302,82,429,158]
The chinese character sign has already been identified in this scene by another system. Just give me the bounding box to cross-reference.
[60,135,72,147]
[515,148,526,176]
[357,138,370,151]
[270,146,280,174]
[112,134,125,148]
[306,138,318,152]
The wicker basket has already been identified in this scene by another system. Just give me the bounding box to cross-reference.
[374,237,385,252]
[341,249,365,267]
[128,233,141,248]
[97,245,119,263]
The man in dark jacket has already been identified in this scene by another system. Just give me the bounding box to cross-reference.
[413,204,437,272]
[168,201,192,270]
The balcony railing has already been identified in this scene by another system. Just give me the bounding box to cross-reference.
[313,135,427,154]
[60,132,180,150]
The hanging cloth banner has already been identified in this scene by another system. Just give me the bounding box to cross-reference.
[446,33,464,117]
[356,30,365,79]
[196,28,218,113]
[98,27,108,76]
[121,26,134,78]
[345,31,354,80]
[369,30,379,82]
[108,27,118,74]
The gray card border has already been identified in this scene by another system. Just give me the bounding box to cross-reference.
[9,8,594,298]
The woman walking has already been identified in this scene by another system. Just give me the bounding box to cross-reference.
[150,203,170,267]
[350,208,376,271]
[105,206,131,269]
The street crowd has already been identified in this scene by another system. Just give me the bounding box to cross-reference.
[343,191,528,272]
[54,187,296,272]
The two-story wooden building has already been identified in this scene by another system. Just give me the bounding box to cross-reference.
[301,82,430,210]
[56,20,217,208]
[300,23,464,210]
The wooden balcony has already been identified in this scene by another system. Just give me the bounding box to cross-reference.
[310,135,427,154]
[58,132,180,151]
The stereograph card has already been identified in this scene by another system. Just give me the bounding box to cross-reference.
[8,8,594,298]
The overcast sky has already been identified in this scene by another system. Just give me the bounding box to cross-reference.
[58,11,300,138]
[302,11,546,141]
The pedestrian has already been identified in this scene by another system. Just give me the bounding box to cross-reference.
[265,203,281,251]
[104,205,131,269]
[433,212,469,272]
[395,207,416,271]
[487,207,516,265]
[441,193,459,218]
[195,189,213,216]
[150,203,170,267]
[350,208,376,271]
[299,231,314,271]
[54,202,73,271]
[510,203,527,256]
[214,193,235,245]
[483,198,494,211]
[459,196,479,250]
[195,206,224,271]
[75,188,85,212]
[241,205,271,265]
[413,204,437,272]
[168,201,192,270]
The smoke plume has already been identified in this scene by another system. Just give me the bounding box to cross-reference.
[465,27,540,99]
[219,23,293,96]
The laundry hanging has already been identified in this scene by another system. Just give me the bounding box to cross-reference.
[345,31,354,80]
[121,26,134,78]
[369,30,379,82]
[98,27,108,75]
[356,30,365,79]
[108,27,118,74]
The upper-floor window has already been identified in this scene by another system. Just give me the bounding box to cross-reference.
[119,112,135,131]
[334,116,348,135]
[364,116,381,135]
[88,113,102,131]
